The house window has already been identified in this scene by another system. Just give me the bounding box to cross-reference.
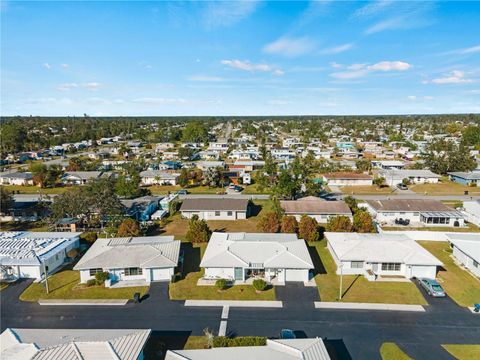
[215,211,220,216]
[351,261,364,269]
[227,211,233,216]
[381,263,401,271]
[89,268,102,276]
[474,260,479,268]
[124,267,143,276]
[55,254,59,261]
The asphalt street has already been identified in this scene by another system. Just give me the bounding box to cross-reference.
[1,281,479,359]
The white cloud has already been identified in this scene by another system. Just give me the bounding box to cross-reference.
[320,43,353,55]
[263,37,315,57]
[347,63,367,70]
[268,99,291,105]
[353,1,394,19]
[424,96,435,100]
[188,75,224,82]
[61,63,69,69]
[83,82,102,90]
[221,59,283,75]
[57,83,79,91]
[203,1,260,28]
[367,61,411,71]
[43,63,51,69]
[133,97,187,105]
[57,82,102,91]
[407,95,416,101]
[444,44,480,56]
[329,62,343,69]
[330,70,368,79]
[430,70,475,84]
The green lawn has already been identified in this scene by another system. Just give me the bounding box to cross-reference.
[20,270,149,302]
[442,345,480,360]
[0,221,50,232]
[380,343,412,360]
[312,241,427,305]
[243,183,272,195]
[184,336,209,349]
[169,243,276,301]
[419,241,480,307]
[382,223,480,233]
[149,185,223,195]
[3,184,71,194]
[340,185,395,195]
[410,180,480,196]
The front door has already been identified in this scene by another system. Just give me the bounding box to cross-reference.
[372,263,378,273]
[234,267,243,281]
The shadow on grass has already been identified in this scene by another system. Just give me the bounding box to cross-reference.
[342,275,361,299]
[249,203,263,217]
[143,330,193,360]
[179,243,201,277]
[308,244,326,276]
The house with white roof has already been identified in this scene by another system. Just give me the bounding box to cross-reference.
[0,231,81,281]
[166,338,330,360]
[74,236,180,286]
[139,170,180,186]
[280,197,352,223]
[0,172,34,186]
[325,232,443,280]
[0,328,150,360]
[447,233,480,277]
[462,199,480,226]
[371,160,405,170]
[61,171,106,185]
[379,169,441,187]
[200,232,314,284]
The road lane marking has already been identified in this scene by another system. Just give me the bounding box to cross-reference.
[221,305,229,319]
[218,320,227,336]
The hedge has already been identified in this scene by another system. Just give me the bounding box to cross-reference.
[213,336,267,348]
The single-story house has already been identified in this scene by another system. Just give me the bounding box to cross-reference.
[462,199,480,226]
[74,236,180,286]
[371,160,406,170]
[1,328,151,360]
[166,338,331,360]
[365,199,464,227]
[0,231,81,281]
[447,233,480,277]
[139,170,180,186]
[380,169,441,187]
[180,198,251,220]
[196,161,225,170]
[0,172,34,186]
[121,196,162,222]
[326,232,443,280]
[322,172,373,186]
[281,197,352,223]
[448,171,480,186]
[200,232,314,284]
[61,171,105,185]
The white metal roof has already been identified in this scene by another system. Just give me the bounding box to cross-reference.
[74,236,180,270]
[200,232,314,269]
[447,234,480,263]
[326,232,442,266]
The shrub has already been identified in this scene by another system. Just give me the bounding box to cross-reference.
[298,215,319,242]
[95,271,110,285]
[353,210,376,233]
[281,215,298,233]
[326,215,353,232]
[213,336,267,348]
[185,217,211,243]
[252,279,267,292]
[257,211,281,233]
[215,279,227,291]
[86,279,97,287]
[117,218,141,237]
[81,232,98,244]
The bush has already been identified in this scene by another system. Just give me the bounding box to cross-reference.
[95,271,110,285]
[252,279,267,292]
[298,215,319,242]
[281,215,298,233]
[215,279,227,291]
[117,218,141,237]
[257,211,281,233]
[213,336,267,348]
[353,210,376,233]
[185,217,211,243]
[326,215,353,232]
[86,279,97,287]
[81,232,98,244]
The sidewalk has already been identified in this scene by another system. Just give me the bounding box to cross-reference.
[38,299,128,306]
[314,302,425,312]
[184,300,283,308]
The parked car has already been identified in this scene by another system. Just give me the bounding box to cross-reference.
[177,189,188,195]
[228,183,236,189]
[418,278,446,297]
[280,329,296,339]
[394,218,410,226]
[397,183,408,190]
[234,185,243,192]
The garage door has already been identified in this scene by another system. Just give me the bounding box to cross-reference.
[285,269,307,282]
[150,268,171,282]
[409,265,436,279]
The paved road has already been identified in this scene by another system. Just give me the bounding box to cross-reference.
[2,281,479,359]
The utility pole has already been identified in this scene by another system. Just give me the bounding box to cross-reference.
[43,260,49,294]
[338,263,343,300]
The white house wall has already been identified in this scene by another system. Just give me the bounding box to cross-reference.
[204,267,235,280]
[285,269,309,282]
[452,246,480,277]
[181,210,246,221]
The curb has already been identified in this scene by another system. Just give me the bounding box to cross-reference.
[38,299,128,306]
[184,300,283,308]
[314,302,425,312]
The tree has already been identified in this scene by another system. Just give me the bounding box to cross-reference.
[298,215,319,242]
[117,218,141,237]
[178,168,189,188]
[182,122,208,143]
[373,176,385,188]
[462,125,480,146]
[281,215,299,233]
[115,171,142,199]
[0,187,13,213]
[273,169,300,199]
[343,196,359,213]
[258,211,281,233]
[326,216,353,232]
[353,210,375,233]
[178,147,195,160]
[185,215,211,243]
[355,159,372,172]
[203,167,222,188]
[423,138,476,174]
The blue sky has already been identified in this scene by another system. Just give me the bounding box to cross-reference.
[2,0,480,116]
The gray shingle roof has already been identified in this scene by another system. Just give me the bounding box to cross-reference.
[281,200,351,215]
[366,199,459,213]
[180,198,249,212]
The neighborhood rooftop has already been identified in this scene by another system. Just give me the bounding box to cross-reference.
[180,198,250,211]
[281,199,351,215]
[366,199,461,213]
[323,172,372,179]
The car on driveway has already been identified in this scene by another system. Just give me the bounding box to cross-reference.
[396,183,408,190]
[280,329,296,339]
[177,189,188,195]
[418,278,446,297]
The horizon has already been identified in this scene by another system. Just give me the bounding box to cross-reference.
[2,1,480,116]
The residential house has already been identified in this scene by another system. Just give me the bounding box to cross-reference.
[371,160,406,169]
[180,198,251,220]
[448,171,480,186]
[74,236,180,285]
[280,197,352,223]
[166,338,331,360]
[0,231,80,281]
[0,172,34,186]
[462,199,480,226]
[196,161,225,171]
[0,328,150,360]
[61,171,105,185]
[139,170,180,186]
[322,172,373,186]
[447,233,480,277]
[365,199,464,227]
[230,160,265,172]
[380,169,441,187]
[326,232,443,280]
[200,232,314,284]
[121,196,162,222]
